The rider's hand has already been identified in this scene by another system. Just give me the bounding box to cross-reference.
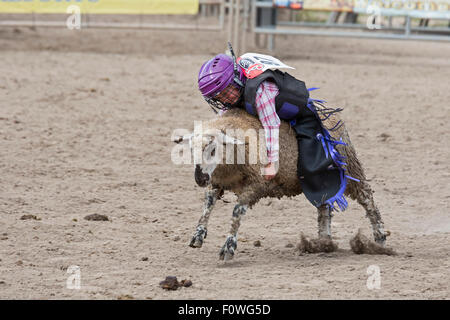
[263,162,278,180]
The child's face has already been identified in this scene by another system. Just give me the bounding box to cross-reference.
[215,83,241,106]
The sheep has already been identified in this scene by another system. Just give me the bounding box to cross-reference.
[174,106,389,261]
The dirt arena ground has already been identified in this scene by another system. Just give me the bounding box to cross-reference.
[0,24,449,300]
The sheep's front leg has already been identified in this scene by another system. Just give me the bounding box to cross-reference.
[189,187,222,248]
[219,204,248,261]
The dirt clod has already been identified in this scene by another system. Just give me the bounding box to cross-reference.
[20,215,40,221]
[296,234,338,254]
[159,276,179,290]
[159,276,192,290]
[180,280,192,287]
[378,133,391,142]
[117,294,134,300]
[84,214,109,221]
[350,230,397,256]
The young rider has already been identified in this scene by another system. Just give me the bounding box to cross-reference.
[197,44,351,211]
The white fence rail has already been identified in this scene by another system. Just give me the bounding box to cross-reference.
[253,0,450,50]
[0,0,225,31]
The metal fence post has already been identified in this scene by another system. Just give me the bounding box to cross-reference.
[228,0,234,43]
[234,0,241,53]
[241,0,250,54]
[405,15,411,37]
[255,0,277,51]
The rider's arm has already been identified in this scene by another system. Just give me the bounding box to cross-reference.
[255,80,280,164]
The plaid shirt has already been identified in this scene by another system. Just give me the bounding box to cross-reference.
[218,80,280,162]
[255,80,280,163]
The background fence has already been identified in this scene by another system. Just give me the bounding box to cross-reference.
[0,0,448,52]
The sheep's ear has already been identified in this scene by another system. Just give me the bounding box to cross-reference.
[172,133,193,144]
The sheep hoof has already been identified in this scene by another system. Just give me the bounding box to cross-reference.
[373,229,387,247]
[189,225,207,248]
[375,238,386,247]
[219,235,237,261]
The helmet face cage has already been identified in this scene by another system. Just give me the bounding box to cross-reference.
[205,82,243,114]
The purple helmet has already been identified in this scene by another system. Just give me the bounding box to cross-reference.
[198,54,244,98]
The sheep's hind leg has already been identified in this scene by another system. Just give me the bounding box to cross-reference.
[189,187,222,248]
[318,205,333,239]
[297,205,338,254]
[219,204,248,261]
[356,181,386,246]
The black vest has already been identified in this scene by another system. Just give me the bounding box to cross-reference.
[241,69,309,120]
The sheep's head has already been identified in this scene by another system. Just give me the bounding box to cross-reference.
[172,129,245,187]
